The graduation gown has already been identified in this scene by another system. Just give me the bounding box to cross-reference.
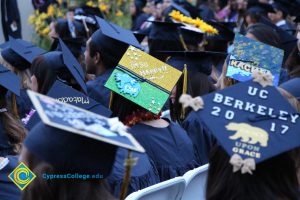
[129,121,199,181]
[87,69,114,108]
[0,155,21,200]
[182,111,217,165]
[0,121,14,157]
[107,148,160,197]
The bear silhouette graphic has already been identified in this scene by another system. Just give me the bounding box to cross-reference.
[226,122,269,147]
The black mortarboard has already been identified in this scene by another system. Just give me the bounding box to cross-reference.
[188,79,300,167]
[1,37,45,70]
[148,21,182,41]
[206,21,235,42]
[133,32,147,43]
[159,50,227,75]
[259,16,297,62]
[0,64,20,96]
[58,38,87,94]
[180,27,204,46]
[50,37,85,59]
[280,78,300,101]
[24,91,144,176]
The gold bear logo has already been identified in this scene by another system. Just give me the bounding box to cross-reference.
[226,122,269,147]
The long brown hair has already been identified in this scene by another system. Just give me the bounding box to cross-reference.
[0,87,27,155]
[21,147,116,200]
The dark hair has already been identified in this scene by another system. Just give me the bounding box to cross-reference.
[110,92,145,123]
[54,20,72,39]
[284,46,300,78]
[170,72,215,123]
[21,148,116,200]
[89,39,126,70]
[246,23,281,48]
[244,11,261,27]
[31,54,81,94]
[206,145,299,200]
[0,87,26,155]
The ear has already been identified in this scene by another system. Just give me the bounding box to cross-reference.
[93,52,101,65]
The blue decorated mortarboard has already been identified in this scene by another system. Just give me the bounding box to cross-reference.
[0,64,20,96]
[0,37,46,70]
[95,16,141,49]
[24,90,145,176]
[159,50,227,75]
[183,79,300,169]
[280,78,300,101]
[58,38,87,94]
[226,33,284,86]
[26,80,112,129]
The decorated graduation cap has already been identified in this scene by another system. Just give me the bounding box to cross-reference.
[26,80,112,130]
[1,37,45,70]
[58,38,87,93]
[25,90,144,176]
[105,46,182,114]
[180,26,204,46]
[226,33,284,86]
[0,64,20,96]
[159,50,227,75]
[180,72,300,174]
[148,21,182,41]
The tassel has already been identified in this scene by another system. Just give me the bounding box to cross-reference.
[11,94,19,119]
[180,64,188,119]
[179,34,188,51]
[109,91,114,109]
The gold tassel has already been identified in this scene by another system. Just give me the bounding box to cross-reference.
[179,34,188,51]
[109,91,114,109]
[11,94,19,119]
[180,64,188,120]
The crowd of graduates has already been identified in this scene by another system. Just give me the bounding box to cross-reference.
[0,0,300,199]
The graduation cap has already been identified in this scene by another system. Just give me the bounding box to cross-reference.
[259,16,297,63]
[206,21,235,41]
[96,16,141,49]
[24,90,144,176]
[159,50,227,75]
[50,37,85,59]
[0,64,20,96]
[164,2,191,18]
[105,46,182,114]
[182,79,300,173]
[133,32,147,43]
[0,37,46,70]
[26,80,112,130]
[58,38,87,94]
[280,78,300,101]
[148,21,182,41]
[180,27,204,46]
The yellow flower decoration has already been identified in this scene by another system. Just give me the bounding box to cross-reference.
[47,4,55,16]
[99,3,108,13]
[116,10,123,17]
[28,15,36,25]
[169,10,218,35]
[86,1,94,7]
[41,27,50,36]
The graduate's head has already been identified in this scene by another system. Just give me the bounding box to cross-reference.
[85,17,141,75]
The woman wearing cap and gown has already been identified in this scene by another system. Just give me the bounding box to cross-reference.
[0,40,44,118]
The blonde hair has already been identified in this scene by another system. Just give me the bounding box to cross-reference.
[0,54,31,89]
[215,59,238,90]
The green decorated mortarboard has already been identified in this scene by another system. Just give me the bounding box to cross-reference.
[105,46,182,114]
